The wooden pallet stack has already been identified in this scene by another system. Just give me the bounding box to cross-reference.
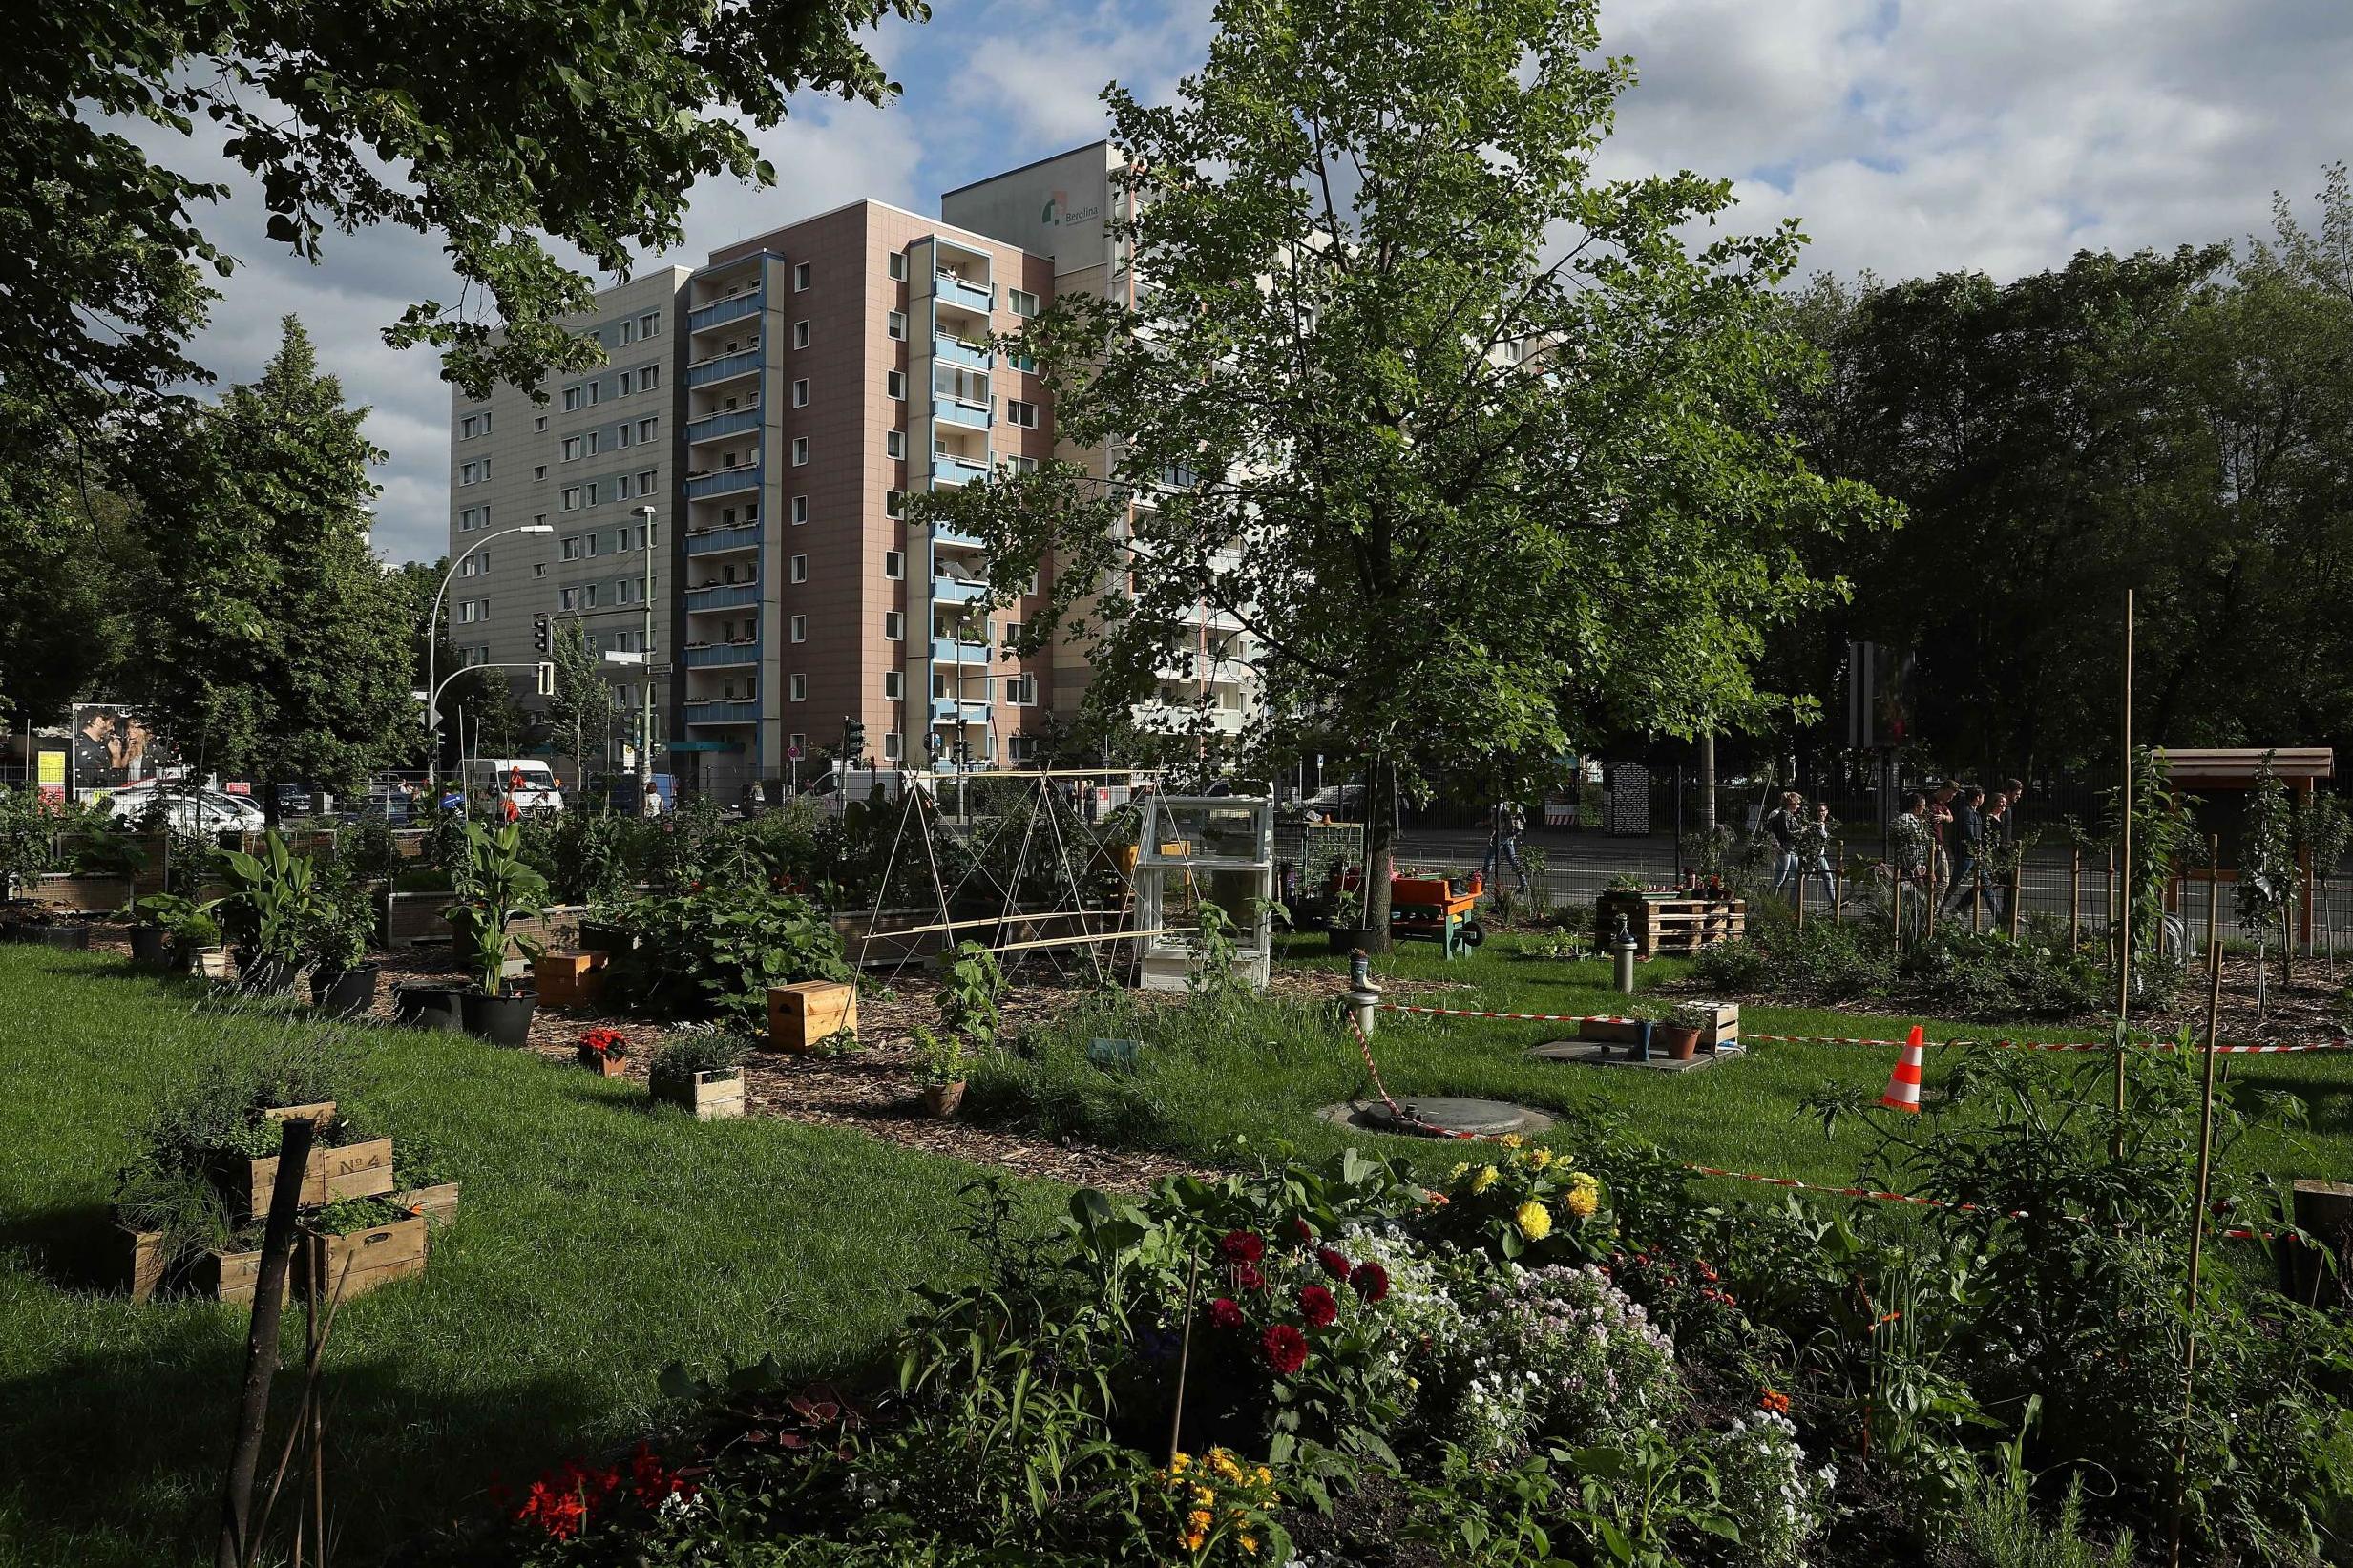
[1595,890,1746,955]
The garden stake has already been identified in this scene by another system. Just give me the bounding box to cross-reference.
[2070,847,2082,949]
[215,1116,315,1568]
[251,1254,357,1567]
[2168,837,2227,1568]
[2009,858,2023,941]
[1889,859,1901,957]
[1971,880,1983,934]
[1795,868,1804,931]
[1167,1243,1202,1467]
[1833,840,1845,925]
[2113,590,2134,1160]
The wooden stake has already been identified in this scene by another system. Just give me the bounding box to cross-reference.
[2114,589,2134,1160]
[1795,866,1806,931]
[1972,879,1984,934]
[2009,857,2024,941]
[215,1118,315,1568]
[1891,856,1902,956]
[2167,837,2227,1568]
[2070,847,2082,950]
[1167,1243,1202,1466]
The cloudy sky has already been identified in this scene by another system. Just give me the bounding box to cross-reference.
[156,0,2353,565]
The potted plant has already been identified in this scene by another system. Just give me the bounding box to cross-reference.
[305,866,381,1016]
[1654,1000,1707,1061]
[578,1026,630,1077]
[1326,884,1379,954]
[913,1026,969,1118]
[125,892,212,971]
[647,1031,748,1119]
[213,830,324,993]
[391,978,469,1031]
[443,821,549,1046]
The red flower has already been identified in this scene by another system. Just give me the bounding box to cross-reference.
[1315,1246,1352,1280]
[1218,1229,1266,1265]
[1759,1388,1792,1415]
[1234,1262,1267,1292]
[1350,1261,1390,1303]
[1208,1296,1244,1329]
[1298,1285,1338,1328]
[1261,1322,1309,1375]
[1291,1217,1316,1244]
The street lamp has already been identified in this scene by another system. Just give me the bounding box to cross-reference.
[634,505,656,792]
[425,522,556,787]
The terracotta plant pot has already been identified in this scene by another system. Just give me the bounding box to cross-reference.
[1656,1023,1703,1061]
[578,1047,627,1077]
[919,1080,967,1119]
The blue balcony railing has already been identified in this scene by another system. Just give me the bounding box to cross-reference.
[930,696,992,723]
[689,291,763,333]
[932,574,991,605]
[685,467,760,499]
[684,700,760,724]
[935,272,993,313]
[933,334,992,370]
[685,641,760,668]
[932,455,991,488]
[931,635,992,666]
[685,407,761,445]
[686,346,761,388]
[686,522,761,556]
[932,520,985,549]
[684,581,760,612]
[932,396,992,431]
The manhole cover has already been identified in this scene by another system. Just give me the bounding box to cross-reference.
[1319,1097,1555,1138]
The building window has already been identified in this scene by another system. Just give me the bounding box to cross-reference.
[533,563,548,579]
[1004,619,1022,644]
[789,673,808,702]
[460,460,488,485]
[562,387,583,411]
[619,319,637,346]
[585,481,601,507]
[637,417,659,442]
[458,505,486,531]
[615,474,633,500]
[459,598,488,623]
[1009,288,1040,317]
[791,437,809,466]
[884,490,905,519]
[617,579,641,605]
[585,532,600,556]
[792,378,809,408]
[617,370,633,397]
[637,470,656,494]
[792,320,809,349]
[1006,399,1039,429]
[534,414,548,432]
[461,554,487,576]
[561,489,582,512]
[534,464,548,482]
[886,429,905,459]
[883,550,903,579]
[1005,454,1039,475]
[884,670,903,700]
[885,369,904,400]
[883,611,903,641]
[791,495,809,525]
[562,436,583,462]
[1005,674,1037,706]
[789,614,807,642]
[887,310,906,341]
[617,424,633,449]
[789,554,808,583]
[639,311,661,339]
[459,412,490,439]
[888,252,908,282]
[1007,734,1037,763]
[882,732,902,762]
[559,586,580,611]
[793,261,810,291]
[585,583,602,608]
[641,364,661,390]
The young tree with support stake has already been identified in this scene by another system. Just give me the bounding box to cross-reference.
[920,0,1895,937]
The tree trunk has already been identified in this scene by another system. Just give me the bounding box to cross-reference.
[1697,731,1717,836]
[1361,757,1395,951]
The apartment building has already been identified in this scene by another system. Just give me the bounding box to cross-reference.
[446,268,689,772]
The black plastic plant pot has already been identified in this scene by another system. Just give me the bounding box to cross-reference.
[311,964,382,1017]
[128,927,174,969]
[391,981,468,1032]
[32,923,94,951]
[239,954,302,993]
[1328,924,1385,955]
[577,921,636,956]
[460,987,537,1048]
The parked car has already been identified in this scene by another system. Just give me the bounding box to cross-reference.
[272,782,316,818]
[102,782,266,835]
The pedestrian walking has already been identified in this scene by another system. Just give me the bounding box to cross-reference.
[641,778,664,820]
[1763,790,1804,896]
[1801,800,1838,902]
[1942,785,1986,915]
[1892,791,1934,932]
[1481,797,1529,894]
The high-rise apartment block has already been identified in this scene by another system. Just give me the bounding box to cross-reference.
[447,145,1251,797]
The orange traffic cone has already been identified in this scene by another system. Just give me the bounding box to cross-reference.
[1880,1026,1925,1113]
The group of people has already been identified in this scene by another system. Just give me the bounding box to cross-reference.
[1759,793,1840,900]
[1890,778,2027,924]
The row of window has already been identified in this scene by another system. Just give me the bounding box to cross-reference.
[560,471,660,511]
[741,671,1036,705]
[560,416,661,461]
[561,362,662,412]
[557,580,647,611]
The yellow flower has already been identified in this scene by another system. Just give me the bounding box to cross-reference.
[1192,1485,1216,1507]
[1448,1160,1470,1181]
[1241,1535,1261,1554]
[1183,1530,1206,1551]
[1563,1172,1601,1220]
[1469,1165,1500,1194]
[1526,1146,1554,1169]
[1514,1200,1554,1241]
[1497,1133,1525,1149]
[1210,1450,1243,1482]
[1188,1509,1213,1529]
[1254,1465,1272,1486]
[1170,1452,1190,1473]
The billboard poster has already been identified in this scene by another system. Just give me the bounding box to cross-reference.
[34,748,67,805]
[71,704,179,796]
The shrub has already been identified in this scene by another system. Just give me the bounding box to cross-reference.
[1690,911,2099,1021]
[614,882,850,1028]
[1434,1263,1680,1463]
[646,1031,750,1098]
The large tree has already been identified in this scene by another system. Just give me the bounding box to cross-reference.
[924,0,1891,926]
[133,318,414,808]
[543,619,610,793]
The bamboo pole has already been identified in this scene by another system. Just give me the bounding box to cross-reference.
[2167,837,2227,1568]
[2113,589,2135,1160]
[2069,847,2082,949]
[2008,857,2024,941]
[1972,879,1984,934]
[1891,858,1902,956]
[1795,865,1806,931]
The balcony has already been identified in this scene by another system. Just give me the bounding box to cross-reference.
[932,454,991,488]
[689,291,763,333]
[932,520,985,549]
[930,696,992,723]
[685,467,760,500]
[685,641,761,668]
[684,700,760,725]
[931,573,991,605]
[933,333,992,371]
[685,581,760,612]
[686,346,761,388]
[931,635,992,666]
[932,396,992,432]
[686,407,761,445]
[1132,700,1248,736]
[685,522,762,556]
[935,272,993,313]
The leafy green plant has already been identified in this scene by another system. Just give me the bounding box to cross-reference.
[646,1030,749,1098]
[614,881,850,1027]
[2237,753,2297,986]
[304,859,377,971]
[913,1026,969,1088]
[212,828,327,966]
[308,1194,417,1235]
[938,941,1004,1050]
[442,820,549,993]
[0,784,62,892]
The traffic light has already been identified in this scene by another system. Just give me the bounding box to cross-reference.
[532,612,551,655]
[843,716,866,757]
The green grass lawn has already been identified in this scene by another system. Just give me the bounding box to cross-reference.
[0,945,1061,1568]
[967,930,2353,1200]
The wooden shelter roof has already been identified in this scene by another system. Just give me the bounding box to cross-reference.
[2154,747,2334,786]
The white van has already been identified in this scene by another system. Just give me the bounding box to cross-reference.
[462,758,565,813]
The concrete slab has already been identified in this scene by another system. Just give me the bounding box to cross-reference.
[1317,1096,1557,1139]
[1528,1038,1744,1073]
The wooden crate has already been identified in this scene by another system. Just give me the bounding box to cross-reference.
[394,1181,461,1229]
[303,1211,428,1301]
[217,1136,394,1218]
[1595,892,1746,955]
[534,951,610,1009]
[202,1245,290,1307]
[118,1225,168,1302]
[655,1068,745,1121]
[767,980,858,1053]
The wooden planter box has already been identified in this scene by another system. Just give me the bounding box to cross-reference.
[393,1181,461,1229]
[215,1135,394,1218]
[1595,891,1746,955]
[767,979,858,1053]
[535,951,610,1009]
[1583,1003,1740,1050]
[118,1225,169,1302]
[654,1068,745,1120]
[203,1244,290,1307]
[303,1211,427,1301]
